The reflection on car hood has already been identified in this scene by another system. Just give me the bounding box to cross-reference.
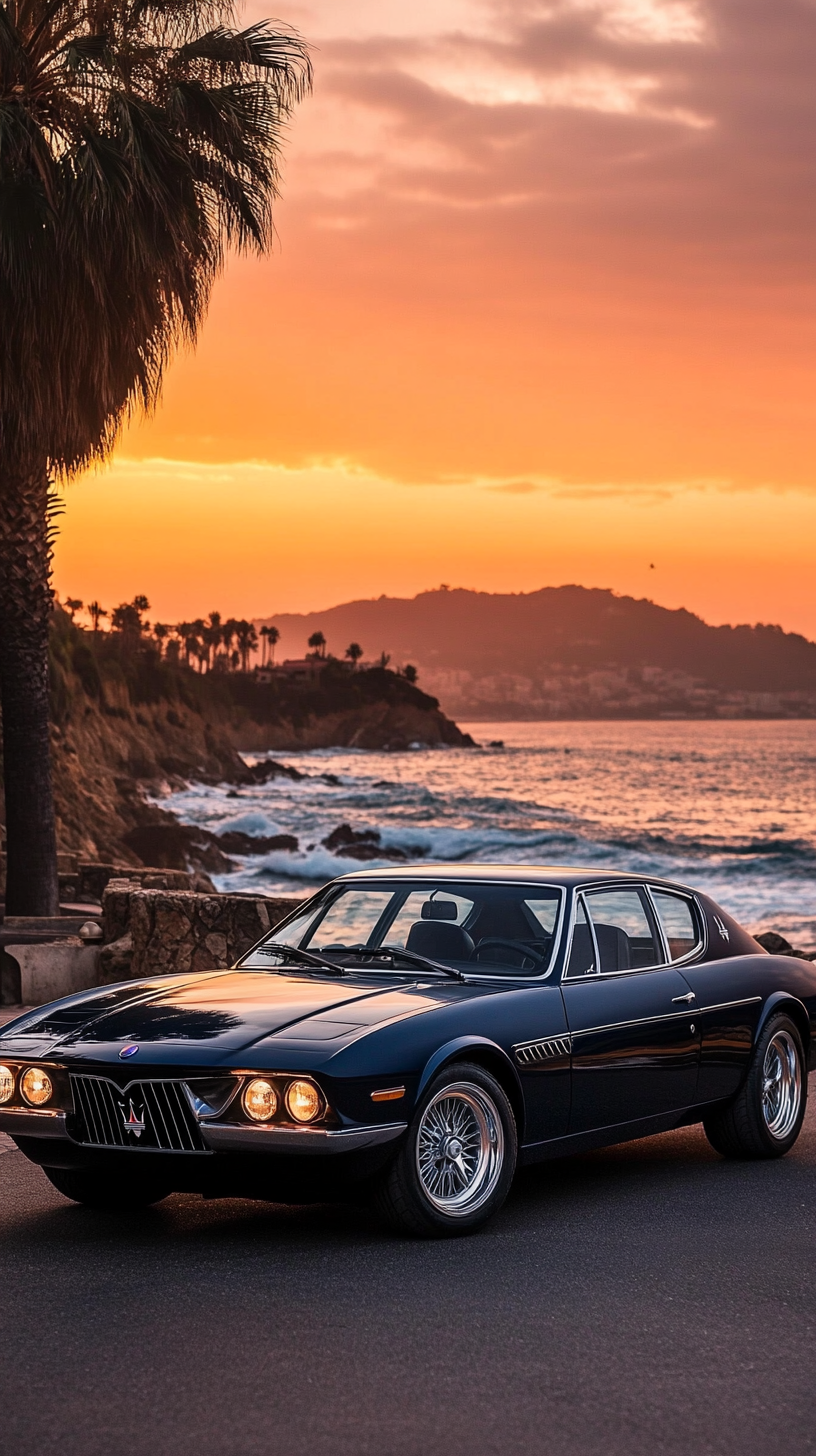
[0,970,454,1054]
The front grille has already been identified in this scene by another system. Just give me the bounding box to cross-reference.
[514,1035,572,1066]
[70,1076,207,1153]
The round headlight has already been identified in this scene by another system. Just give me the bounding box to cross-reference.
[243,1078,278,1122]
[285,1080,321,1124]
[0,1066,15,1104]
[21,1068,53,1107]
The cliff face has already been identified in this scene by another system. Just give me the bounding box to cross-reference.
[0,612,471,865]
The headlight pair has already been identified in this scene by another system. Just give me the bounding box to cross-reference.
[242,1077,322,1125]
[0,1065,53,1107]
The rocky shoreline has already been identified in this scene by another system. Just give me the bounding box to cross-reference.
[0,610,473,888]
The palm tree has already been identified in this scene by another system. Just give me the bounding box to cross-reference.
[86,600,107,633]
[64,596,83,619]
[259,623,269,665]
[266,624,280,664]
[308,630,326,659]
[0,0,311,913]
[345,642,363,669]
[236,619,257,671]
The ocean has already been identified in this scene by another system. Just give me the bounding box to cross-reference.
[156,720,816,951]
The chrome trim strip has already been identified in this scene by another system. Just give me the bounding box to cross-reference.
[201,1121,407,1155]
[0,1109,69,1139]
[568,996,762,1040]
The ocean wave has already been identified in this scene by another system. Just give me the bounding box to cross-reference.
[156,723,816,929]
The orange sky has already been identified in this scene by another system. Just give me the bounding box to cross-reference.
[53,0,816,634]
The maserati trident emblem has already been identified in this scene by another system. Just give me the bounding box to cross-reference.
[121,1099,146,1137]
[713,915,730,942]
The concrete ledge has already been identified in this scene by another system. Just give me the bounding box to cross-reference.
[4,944,102,1006]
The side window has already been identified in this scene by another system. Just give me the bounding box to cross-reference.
[652,891,700,962]
[585,889,662,973]
[566,897,596,977]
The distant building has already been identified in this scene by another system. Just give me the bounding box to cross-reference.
[254,658,325,685]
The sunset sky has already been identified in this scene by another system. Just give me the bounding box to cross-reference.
[53,1,816,635]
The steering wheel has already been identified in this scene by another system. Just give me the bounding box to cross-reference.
[474,938,547,968]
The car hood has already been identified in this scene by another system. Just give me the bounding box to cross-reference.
[0,969,454,1056]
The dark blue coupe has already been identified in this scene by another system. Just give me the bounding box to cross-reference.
[1,866,813,1235]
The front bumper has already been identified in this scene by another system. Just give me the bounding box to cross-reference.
[0,1106,406,1156]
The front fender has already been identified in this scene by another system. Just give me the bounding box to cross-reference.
[415,1036,524,1123]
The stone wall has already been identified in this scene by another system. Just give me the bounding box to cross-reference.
[100,888,300,981]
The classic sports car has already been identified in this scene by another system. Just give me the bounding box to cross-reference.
[1,866,813,1236]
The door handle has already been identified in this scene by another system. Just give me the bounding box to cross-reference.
[672,992,696,1004]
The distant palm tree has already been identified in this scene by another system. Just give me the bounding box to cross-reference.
[0,0,311,913]
[153,623,169,657]
[267,625,280,664]
[308,630,327,659]
[236,620,258,671]
[64,597,83,619]
[87,600,107,634]
[345,642,363,669]
[222,617,238,665]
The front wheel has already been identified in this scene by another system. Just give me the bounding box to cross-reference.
[43,1166,172,1209]
[704,1013,807,1159]
[376,1062,517,1237]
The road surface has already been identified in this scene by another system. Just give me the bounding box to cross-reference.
[1,1099,814,1455]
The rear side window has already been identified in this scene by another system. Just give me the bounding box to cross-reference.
[652,891,700,962]
[584,889,662,973]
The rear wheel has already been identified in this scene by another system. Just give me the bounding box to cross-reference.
[704,1013,807,1159]
[376,1062,517,1237]
[43,1166,172,1209]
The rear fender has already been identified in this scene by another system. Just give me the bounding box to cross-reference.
[416,1036,525,1140]
[757,991,813,1068]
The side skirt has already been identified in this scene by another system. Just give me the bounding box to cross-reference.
[519,1106,705,1165]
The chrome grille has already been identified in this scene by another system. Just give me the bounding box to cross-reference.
[514,1035,572,1066]
[70,1076,207,1153]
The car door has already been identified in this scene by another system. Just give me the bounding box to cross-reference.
[561,887,700,1134]
[650,889,764,1105]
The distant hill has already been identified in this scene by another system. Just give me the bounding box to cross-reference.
[259,587,816,719]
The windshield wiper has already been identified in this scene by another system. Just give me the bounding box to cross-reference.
[256,942,346,977]
[339,945,467,982]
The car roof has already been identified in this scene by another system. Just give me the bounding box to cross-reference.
[335,863,697,894]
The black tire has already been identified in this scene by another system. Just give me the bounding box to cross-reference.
[376,1061,517,1237]
[703,1012,807,1159]
[43,1166,172,1209]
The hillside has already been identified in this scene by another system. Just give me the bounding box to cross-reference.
[260,587,816,719]
[0,610,471,866]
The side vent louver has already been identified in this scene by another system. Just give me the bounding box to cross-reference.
[514,1035,572,1066]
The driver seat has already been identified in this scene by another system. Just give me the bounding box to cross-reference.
[405,922,475,961]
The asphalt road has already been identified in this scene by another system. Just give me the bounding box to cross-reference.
[1,1107,815,1456]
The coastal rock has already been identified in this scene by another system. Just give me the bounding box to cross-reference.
[321,823,426,863]
[122,823,235,874]
[755,930,815,961]
[216,830,298,855]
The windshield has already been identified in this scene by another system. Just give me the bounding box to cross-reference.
[242,880,562,977]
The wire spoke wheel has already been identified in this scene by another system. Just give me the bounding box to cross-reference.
[761,1030,802,1140]
[416,1082,504,1217]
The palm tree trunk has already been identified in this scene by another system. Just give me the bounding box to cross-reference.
[0,468,59,915]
